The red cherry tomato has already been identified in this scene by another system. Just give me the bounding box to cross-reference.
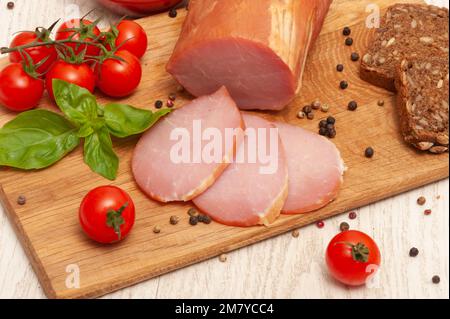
[9,31,57,74]
[79,186,135,244]
[45,60,95,100]
[56,19,101,57]
[326,230,381,286]
[110,20,148,58]
[0,63,44,112]
[95,50,142,98]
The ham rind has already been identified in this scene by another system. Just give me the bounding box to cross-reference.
[193,114,289,227]
[132,87,244,202]
[167,0,332,111]
[275,122,345,214]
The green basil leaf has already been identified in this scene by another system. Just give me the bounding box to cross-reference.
[0,110,80,169]
[104,103,171,138]
[52,79,98,126]
[83,127,119,180]
[77,123,94,138]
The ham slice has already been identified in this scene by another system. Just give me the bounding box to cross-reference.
[275,122,345,214]
[167,0,332,111]
[132,87,243,202]
[193,114,288,227]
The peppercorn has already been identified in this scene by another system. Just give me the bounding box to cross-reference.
[351,52,360,62]
[365,147,374,158]
[319,120,328,128]
[321,104,330,113]
[417,196,426,206]
[187,208,198,217]
[198,214,212,224]
[303,105,312,114]
[170,215,179,225]
[327,129,336,139]
[345,37,353,46]
[349,211,357,220]
[327,116,336,125]
[340,80,348,90]
[219,254,228,262]
[189,216,199,226]
[154,100,163,109]
[307,112,315,120]
[17,195,26,205]
[409,247,419,257]
[336,64,344,72]
[343,26,351,36]
[316,221,325,228]
[168,93,177,101]
[169,8,178,18]
[311,100,321,110]
[297,111,306,119]
[348,101,358,111]
[432,275,440,284]
[7,2,14,9]
[326,123,335,131]
[377,99,385,107]
[292,229,300,238]
[424,209,432,216]
[153,225,161,234]
[167,99,174,108]
[319,127,328,136]
[340,222,350,232]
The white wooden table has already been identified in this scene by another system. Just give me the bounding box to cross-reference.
[0,0,448,299]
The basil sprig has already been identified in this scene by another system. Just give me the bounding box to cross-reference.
[0,79,171,180]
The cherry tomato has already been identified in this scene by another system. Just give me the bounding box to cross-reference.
[110,20,148,58]
[326,230,381,286]
[79,186,135,244]
[95,50,142,98]
[9,31,57,74]
[45,60,95,100]
[56,19,101,57]
[0,63,44,111]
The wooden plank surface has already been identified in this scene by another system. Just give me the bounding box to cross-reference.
[0,0,448,299]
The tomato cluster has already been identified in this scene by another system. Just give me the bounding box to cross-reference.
[0,18,147,112]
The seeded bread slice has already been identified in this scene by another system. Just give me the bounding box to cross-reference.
[395,57,449,154]
[361,3,449,92]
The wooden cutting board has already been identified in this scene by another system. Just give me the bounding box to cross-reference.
[0,0,447,299]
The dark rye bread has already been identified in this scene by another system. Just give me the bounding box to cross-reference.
[360,3,449,92]
[395,57,449,154]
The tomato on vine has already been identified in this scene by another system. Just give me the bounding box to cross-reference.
[56,18,102,57]
[326,230,381,286]
[104,20,148,59]
[79,186,136,244]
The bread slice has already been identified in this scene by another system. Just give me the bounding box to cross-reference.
[361,3,449,92]
[395,57,449,153]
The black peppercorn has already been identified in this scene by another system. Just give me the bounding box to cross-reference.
[198,214,212,224]
[328,128,336,139]
[7,2,14,9]
[326,123,335,131]
[189,216,198,226]
[348,101,358,111]
[345,37,353,46]
[17,195,26,205]
[307,112,315,120]
[351,52,360,62]
[409,247,419,257]
[169,8,178,18]
[319,127,328,136]
[343,26,351,36]
[327,116,336,125]
[340,81,348,90]
[340,222,350,232]
[154,100,163,109]
[303,105,312,114]
[319,120,328,128]
[336,64,344,72]
[365,147,374,158]
[432,275,441,284]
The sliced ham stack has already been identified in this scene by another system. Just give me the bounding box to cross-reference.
[193,114,289,227]
[166,0,332,111]
[275,122,345,214]
[132,87,243,202]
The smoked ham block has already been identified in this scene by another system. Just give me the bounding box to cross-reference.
[132,87,243,202]
[275,122,345,214]
[167,0,332,111]
[193,114,289,227]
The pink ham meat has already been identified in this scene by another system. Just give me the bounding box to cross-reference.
[167,0,332,111]
[132,87,243,202]
[193,114,289,227]
[275,122,345,214]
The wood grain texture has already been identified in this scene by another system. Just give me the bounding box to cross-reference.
[0,0,448,299]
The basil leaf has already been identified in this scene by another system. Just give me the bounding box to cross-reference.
[52,79,98,126]
[83,127,119,180]
[0,110,80,169]
[104,103,171,138]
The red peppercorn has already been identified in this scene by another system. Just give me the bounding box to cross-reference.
[167,99,174,108]
[316,221,325,228]
[349,211,357,219]
[424,209,432,216]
